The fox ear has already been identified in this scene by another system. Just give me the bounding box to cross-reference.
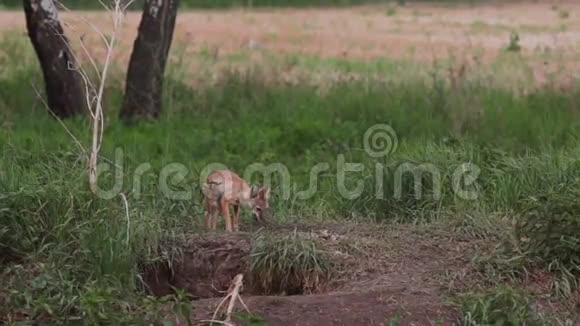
[250,185,259,198]
[261,186,271,200]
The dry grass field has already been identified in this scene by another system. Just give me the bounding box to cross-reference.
[2,1,579,84]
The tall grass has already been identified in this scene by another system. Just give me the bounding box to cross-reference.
[250,231,330,294]
[0,33,579,322]
[459,286,546,325]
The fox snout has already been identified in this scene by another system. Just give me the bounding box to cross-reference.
[254,207,273,224]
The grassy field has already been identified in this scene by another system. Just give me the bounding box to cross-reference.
[1,2,580,325]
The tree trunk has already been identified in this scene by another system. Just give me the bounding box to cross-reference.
[120,0,180,122]
[23,0,87,118]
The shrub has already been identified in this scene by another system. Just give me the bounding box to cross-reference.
[513,187,580,295]
[516,189,580,269]
[386,6,397,16]
[249,231,330,295]
[460,286,544,326]
[559,9,570,19]
[505,32,522,52]
[476,183,580,297]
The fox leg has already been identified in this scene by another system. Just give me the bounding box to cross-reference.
[219,197,233,232]
[233,204,240,232]
[204,197,213,230]
[212,202,219,230]
[211,194,223,230]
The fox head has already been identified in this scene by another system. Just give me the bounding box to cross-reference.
[250,186,271,223]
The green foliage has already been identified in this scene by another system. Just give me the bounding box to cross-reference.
[387,312,402,325]
[0,150,192,323]
[0,262,193,324]
[476,184,580,296]
[559,9,570,20]
[460,286,545,326]
[250,231,330,294]
[1,33,579,322]
[516,188,580,271]
[505,32,522,52]
[234,312,267,326]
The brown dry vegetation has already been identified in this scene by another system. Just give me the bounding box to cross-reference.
[1,2,579,59]
[1,1,580,87]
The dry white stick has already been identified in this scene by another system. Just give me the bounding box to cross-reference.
[210,274,247,326]
[88,3,116,193]
[237,295,251,315]
[78,34,102,86]
[48,0,133,194]
[119,193,130,246]
[211,292,232,323]
[224,274,244,323]
[88,0,131,194]
[199,320,233,326]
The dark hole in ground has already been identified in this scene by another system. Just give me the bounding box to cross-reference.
[0,247,21,265]
[141,232,329,299]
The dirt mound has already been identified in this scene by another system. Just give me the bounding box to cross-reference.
[143,232,252,299]
[143,229,334,298]
[143,223,484,324]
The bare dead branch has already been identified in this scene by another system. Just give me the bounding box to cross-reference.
[210,274,248,326]
[37,0,135,194]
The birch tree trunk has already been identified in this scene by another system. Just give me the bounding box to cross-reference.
[23,0,87,118]
[120,0,180,122]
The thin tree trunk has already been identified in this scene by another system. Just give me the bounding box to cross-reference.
[120,0,180,122]
[23,0,87,118]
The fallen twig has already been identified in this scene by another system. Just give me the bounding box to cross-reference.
[209,274,249,325]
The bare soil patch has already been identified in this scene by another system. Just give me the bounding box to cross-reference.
[143,223,488,325]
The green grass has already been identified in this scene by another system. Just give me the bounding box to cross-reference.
[0,32,579,323]
[476,187,580,299]
[459,286,546,325]
[250,230,330,294]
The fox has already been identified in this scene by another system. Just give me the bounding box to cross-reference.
[201,169,272,232]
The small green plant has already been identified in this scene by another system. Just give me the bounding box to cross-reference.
[516,191,580,267]
[170,289,194,326]
[397,0,406,6]
[460,286,544,326]
[250,231,330,295]
[234,312,267,326]
[387,311,402,325]
[559,9,570,19]
[386,6,397,16]
[512,189,580,296]
[505,32,522,52]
